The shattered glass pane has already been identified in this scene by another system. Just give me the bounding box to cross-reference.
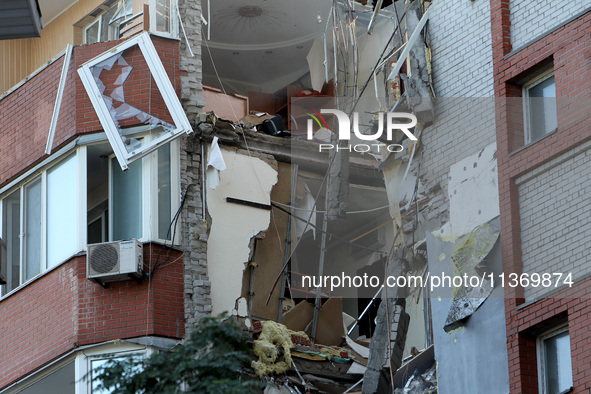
[89,45,177,154]
[110,0,133,25]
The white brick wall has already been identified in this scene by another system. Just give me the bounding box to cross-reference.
[510,0,590,50]
[407,0,496,232]
[517,140,591,300]
[429,0,494,97]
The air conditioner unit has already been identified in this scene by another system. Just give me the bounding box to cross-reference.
[87,239,143,284]
[0,238,6,285]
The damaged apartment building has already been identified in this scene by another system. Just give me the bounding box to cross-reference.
[0,0,590,393]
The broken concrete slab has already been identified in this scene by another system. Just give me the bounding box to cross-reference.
[362,252,409,394]
[442,217,500,331]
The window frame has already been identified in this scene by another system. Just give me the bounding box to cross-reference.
[104,134,180,244]
[83,18,101,44]
[149,0,179,38]
[536,323,573,394]
[0,137,180,299]
[75,342,153,394]
[522,68,557,145]
[78,32,191,171]
[82,0,133,44]
[0,152,84,298]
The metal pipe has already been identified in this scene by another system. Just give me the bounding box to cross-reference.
[247,239,258,320]
[277,164,298,322]
[367,0,384,34]
[347,285,384,335]
[311,207,329,342]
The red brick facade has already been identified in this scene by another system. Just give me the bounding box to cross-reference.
[0,35,180,188]
[491,2,591,392]
[0,244,185,389]
[0,35,184,390]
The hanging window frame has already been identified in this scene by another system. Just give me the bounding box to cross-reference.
[78,32,191,171]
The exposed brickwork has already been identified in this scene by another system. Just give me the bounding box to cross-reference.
[429,0,495,97]
[177,0,211,333]
[0,243,184,390]
[491,1,591,391]
[0,257,78,389]
[408,0,497,239]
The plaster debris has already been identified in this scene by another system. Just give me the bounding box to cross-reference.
[444,217,500,331]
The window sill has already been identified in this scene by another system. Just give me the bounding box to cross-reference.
[509,127,558,157]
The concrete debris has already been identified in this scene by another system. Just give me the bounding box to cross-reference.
[444,217,500,331]
[394,363,437,394]
[362,251,409,394]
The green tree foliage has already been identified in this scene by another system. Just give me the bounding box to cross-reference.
[92,314,262,393]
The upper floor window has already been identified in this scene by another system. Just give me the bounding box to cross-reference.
[537,324,573,394]
[523,69,557,144]
[84,0,133,44]
[150,0,178,37]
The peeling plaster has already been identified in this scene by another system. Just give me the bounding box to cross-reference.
[435,143,499,241]
[206,148,278,315]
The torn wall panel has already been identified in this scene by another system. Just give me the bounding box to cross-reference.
[206,148,278,316]
[438,143,500,240]
[241,161,292,320]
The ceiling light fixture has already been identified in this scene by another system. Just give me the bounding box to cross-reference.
[238,5,263,18]
[215,5,285,32]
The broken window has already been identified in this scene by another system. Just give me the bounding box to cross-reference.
[83,0,133,44]
[78,32,191,171]
[523,68,557,144]
[0,154,81,297]
[538,324,573,394]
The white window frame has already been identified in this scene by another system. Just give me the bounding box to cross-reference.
[149,0,179,38]
[75,343,153,394]
[0,152,85,298]
[105,134,180,244]
[537,323,573,394]
[523,68,557,144]
[78,32,191,171]
[83,18,101,44]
